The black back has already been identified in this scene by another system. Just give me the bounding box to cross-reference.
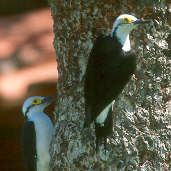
[22,121,37,171]
[84,35,136,125]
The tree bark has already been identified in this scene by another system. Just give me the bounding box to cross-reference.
[48,0,170,170]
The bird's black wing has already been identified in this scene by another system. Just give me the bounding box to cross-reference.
[84,35,120,123]
[21,121,37,171]
[84,35,136,124]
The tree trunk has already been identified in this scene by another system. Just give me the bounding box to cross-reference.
[48,0,170,170]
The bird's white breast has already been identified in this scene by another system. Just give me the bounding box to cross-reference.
[29,112,54,171]
[31,112,54,150]
[116,29,131,52]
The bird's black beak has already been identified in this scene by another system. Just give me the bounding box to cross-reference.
[133,19,151,25]
[42,94,57,104]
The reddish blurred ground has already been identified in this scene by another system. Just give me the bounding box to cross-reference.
[0,8,57,171]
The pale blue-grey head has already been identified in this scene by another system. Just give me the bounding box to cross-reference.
[22,95,57,119]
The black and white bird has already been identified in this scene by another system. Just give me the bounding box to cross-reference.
[22,95,56,171]
[84,14,150,149]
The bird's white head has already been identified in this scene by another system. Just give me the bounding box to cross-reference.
[22,95,56,119]
[111,14,149,52]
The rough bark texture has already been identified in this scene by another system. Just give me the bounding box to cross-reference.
[49,0,170,170]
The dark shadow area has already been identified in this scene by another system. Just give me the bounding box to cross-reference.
[0,0,48,16]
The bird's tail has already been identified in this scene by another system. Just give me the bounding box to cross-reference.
[95,106,113,152]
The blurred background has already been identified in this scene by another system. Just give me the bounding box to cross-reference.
[0,1,170,171]
[0,0,57,170]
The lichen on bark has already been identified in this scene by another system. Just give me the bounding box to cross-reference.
[48,0,170,170]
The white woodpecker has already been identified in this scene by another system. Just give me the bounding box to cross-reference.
[84,14,151,150]
[21,95,56,171]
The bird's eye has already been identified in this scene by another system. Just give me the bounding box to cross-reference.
[122,17,132,24]
[32,98,42,105]
[124,18,129,22]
